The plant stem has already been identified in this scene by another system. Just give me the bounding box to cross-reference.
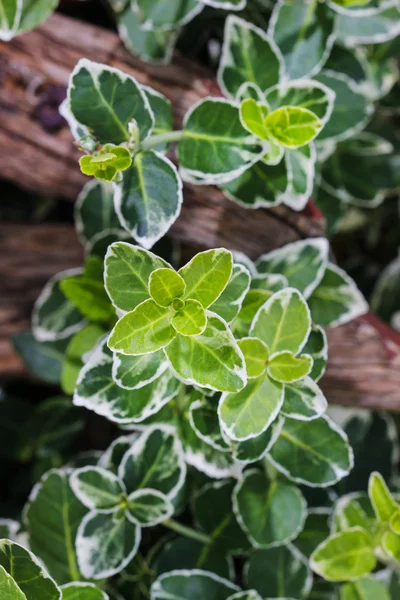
[140,130,184,151]
[163,519,212,545]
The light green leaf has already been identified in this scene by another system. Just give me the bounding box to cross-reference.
[172,299,207,336]
[219,373,284,441]
[256,237,329,298]
[268,351,313,383]
[32,269,86,342]
[12,331,69,385]
[108,299,175,355]
[25,469,87,585]
[265,79,335,125]
[114,150,182,249]
[340,578,391,600]
[60,268,114,324]
[0,539,61,600]
[264,106,322,149]
[231,415,285,463]
[127,489,173,527]
[237,337,269,378]
[0,565,26,600]
[234,470,306,547]
[179,98,265,183]
[240,98,270,141]
[308,263,368,327]
[281,376,328,420]
[76,511,140,579]
[105,241,169,313]
[269,0,335,79]
[142,86,173,152]
[0,0,22,41]
[218,15,283,100]
[268,416,353,486]
[332,493,375,535]
[179,249,233,308]
[119,426,186,499]
[149,268,186,307]
[246,544,313,599]
[151,570,239,600]
[133,0,202,30]
[382,529,400,563]
[70,467,124,512]
[189,398,230,452]
[210,264,251,323]
[165,312,247,392]
[390,509,400,534]
[112,349,168,390]
[250,287,311,356]
[302,325,328,382]
[68,59,154,144]
[310,528,376,582]
[79,145,132,182]
[368,471,398,522]
[61,583,108,600]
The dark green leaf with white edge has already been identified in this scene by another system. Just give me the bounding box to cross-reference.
[189,398,229,452]
[154,537,232,579]
[250,288,311,356]
[151,569,240,600]
[74,339,180,424]
[119,425,186,499]
[210,264,251,324]
[303,325,328,382]
[335,4,400,46]
[264,107,322,149]
[246,544,313,599]
[0,565,26,600]
[114,150,182,249]
[265,79,335,126]
[268,351,313,384]
[341,578,391,600]
[227,593,261,600]
[68,59,154,145]
[165,312,247,393]
[308,263,368,328]
[0,0,22,41]
[281,376,328,421]
[70,467,124,512]
[231,415,285,463]
[179,98,266,184]
[371,255,400,328]
[0,539,61,600]
[76,510,140,579]
[32,269,86,342]
[105,242,170,313]
[238,337,269,378]
[234,470,306,548]
[61,583,109,600]
[149,268,186,307]
[368,471,398,522]
[133,0,202,30]
[12,330,69,385]
[127,489,173,526]
[295,508,331,558]
[12,0,58,34]
[268,415,353,487]
[269,0,336,79]
[193,480,251,554]
[219,373,284,441]
[142,86,173,152]
[315,71,373,142]
[25,469,87,585]
[172,299,207,336]
[179,248,233,309]
[310,527,376,582]
[112,349,168,390]
[218,16,283,100]
[256,238,329,298]
[0,519,19,541]
[284,142,317,211]
[202,0,246,8]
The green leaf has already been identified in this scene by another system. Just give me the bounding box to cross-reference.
[12,330,69,385]
[0,539,61,600]
[234,470,306,547]
[172,299,207,336]
[340,578,391,600]
[281,376,328,420]
[79,145,132,182]
[112,349,168,390]
[32,269,86,342]
[239,98,270,141]
[256,238,329,298]
[142,86,173,152]
[210,264,251,324]
[108,299,175,355]
[310,528,376,582]
[231,416,285,463]
[302,325,328,382]
[332,493,375,534]
[0,0,22,41]
[264,106,322,149]
[179,98,265,183]
[218,15,283,100]
[295,509,331,557]
[114,150,182,249]
[179,249,233,309]
[0,565,26,600]
[382,529,400,563]
[61,583,108,600]
[368,471,398,522]
[390,509,400,534]
[308,264,368,327]
[165,312,247,392]
[265,79,335,125]
[127,489,173,526]
[15,0,57,34]
[149,268,186,307]
[189,398,230,452]
[61,324,104,395]
[335,4,400,46]
[151,570,239,600]
[0,520,19,541]
[133,0,202,30]
[105,241,169,313]
[76,511,140,579]
[68,59,154,144]
[75,340,179,424]
[268,416,353,486]
[269,0,335,79]
[284,143,317,210]
[119,426,186,499]
[70,466,124,512]
[237,337,269,378]
[268,351,313,383]
[25,469,87,584]
[246,544,313,599]
[250,288,311,356]
[371,255,400,327]
[219,373,284,441]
